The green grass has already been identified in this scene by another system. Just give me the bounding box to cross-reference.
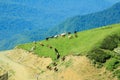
[17,24,120,60]
[105,58,120,71]
[113,69,120,79]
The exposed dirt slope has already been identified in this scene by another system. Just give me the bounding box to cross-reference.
[4,49,117,80]
[0,51,35,80]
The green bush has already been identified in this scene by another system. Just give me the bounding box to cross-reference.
[113,69,120,79]
[105,58,119,71]
[100,35,119,50]
[87,48,111,63]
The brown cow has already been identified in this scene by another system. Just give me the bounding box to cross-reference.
[53,62,57,66]
[74,31,78,38]
[47,45,53,49]
[62,56,66,61]
[54,67,58,72]
[68,35,73,39]
[40,43,44,46]
[74,34,78,38]
[46,66,52,70]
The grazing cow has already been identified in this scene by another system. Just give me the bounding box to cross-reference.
[47,45,53,49]
[54,67,58,72]
[54,48,59,53]
[30,46,36,52]
[68,32,71,35]
[40,43,44,46]
[46,66,52,70]
[57,54,60,59]
[74,31,77,34]
[54,48,60,59]
[46,37,49,41]
[54,35,58,38]
[61,33,66,37]
[74,34,78,38]
[62,56,66,61]
[49,46,53,49]
[53,62,57,66]
[74,31,78,38]
[68,35,73,39]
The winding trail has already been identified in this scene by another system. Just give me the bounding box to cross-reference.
[0,51,34,80]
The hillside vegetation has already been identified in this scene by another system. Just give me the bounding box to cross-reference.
[18,23,120,79]
[18,24,120,59]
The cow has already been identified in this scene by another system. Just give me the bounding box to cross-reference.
[75,34,78,38]
[40,43,44,46]
[54,67,58,72]
[30,46,36,52]
[68,32,71,35]
[54,35,59,38]
[46,66,52,70]
[62,56,66,61]
[47,45,53,49]
[54,48,60,59]
[53,62,57,66]
[68,35,73,39]
[61,33,67,37]
[74,31,77,34]
[74,31,78,38]
[46,37,49,41]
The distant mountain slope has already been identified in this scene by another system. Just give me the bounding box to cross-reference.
[49,2,120,35]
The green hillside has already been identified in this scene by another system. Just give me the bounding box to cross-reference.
[17,24,120,79]
[17,24,120,59]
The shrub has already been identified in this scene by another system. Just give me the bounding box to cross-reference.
[105,58,119,71]
[87,48,111,63]
[113,69,120,79]
[100,35,119,50]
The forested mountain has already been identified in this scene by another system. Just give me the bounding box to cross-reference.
[49,2,120,35]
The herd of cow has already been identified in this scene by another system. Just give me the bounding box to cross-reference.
[46,31,78,40]
[30,31,78,72]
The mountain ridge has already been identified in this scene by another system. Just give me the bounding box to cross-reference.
[49,2,120,35]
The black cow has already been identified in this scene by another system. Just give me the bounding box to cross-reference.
[54,48,60,59]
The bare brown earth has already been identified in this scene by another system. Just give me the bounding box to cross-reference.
[0,49,118,80]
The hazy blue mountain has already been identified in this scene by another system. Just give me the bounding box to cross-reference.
[0,0,120,50]
[49,2,120,35]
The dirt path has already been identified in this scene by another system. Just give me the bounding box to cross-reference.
[0,51,34,80]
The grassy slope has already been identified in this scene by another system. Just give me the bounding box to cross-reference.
[17,23,120,60]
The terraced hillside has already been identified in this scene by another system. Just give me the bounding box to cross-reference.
[17,23,120,79]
